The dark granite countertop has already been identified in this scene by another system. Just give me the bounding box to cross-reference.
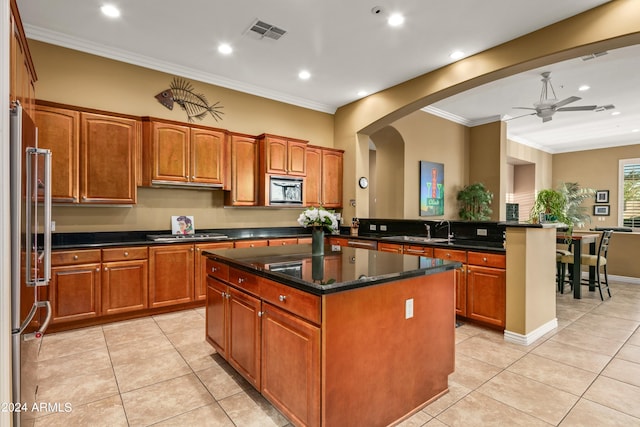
[203,244,461,295]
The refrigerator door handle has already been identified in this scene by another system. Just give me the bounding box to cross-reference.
[42,142,52,284]
[25,147,52,286]
[21,301,52,341]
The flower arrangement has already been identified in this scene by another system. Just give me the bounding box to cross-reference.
[297,207,339,234]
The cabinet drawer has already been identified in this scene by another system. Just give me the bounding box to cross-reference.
[102,246,147,262]
[51,249,101,266]
[433,248,467,263]
[260,278,321,324]
[403,245,434,257]
[234,239,268,248]
[229,267,259,295]
[268,238,298,246]
[206,258,229,282]
[467,251,505,269]
[297,237,312,244]
[378,242,403,254]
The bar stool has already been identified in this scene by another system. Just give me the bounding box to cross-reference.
[556,246,572,293]
[559,230,613,300]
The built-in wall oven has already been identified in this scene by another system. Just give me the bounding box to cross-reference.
[269,176,303,206]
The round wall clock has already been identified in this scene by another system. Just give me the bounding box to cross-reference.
[359,177,369,189]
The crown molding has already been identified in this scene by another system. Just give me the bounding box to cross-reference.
[24,24,337,114]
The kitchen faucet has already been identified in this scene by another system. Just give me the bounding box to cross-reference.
[437,220,454,243]
[424,223,431,239]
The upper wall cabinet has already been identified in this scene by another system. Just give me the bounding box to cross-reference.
[257,134,307,177]
[35,102,140,205]
[305,146,344,208]
[224,133,258,206]
[9,0,37,118]
[141,118,228,189]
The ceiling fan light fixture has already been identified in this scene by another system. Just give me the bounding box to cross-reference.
[578,85,590,91]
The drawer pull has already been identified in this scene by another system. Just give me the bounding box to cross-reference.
[279,295,287,302]
[73,255,79,260]
[124,252,129,257]
[483,257,488,262]
[238,277,245,284]
[211,266,218,273]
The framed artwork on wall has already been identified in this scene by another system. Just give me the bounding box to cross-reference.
[593,205,610,216]
[595,190,609,203]
[419,161,444,216]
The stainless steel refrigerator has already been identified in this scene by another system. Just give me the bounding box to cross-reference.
[10,102,53,426]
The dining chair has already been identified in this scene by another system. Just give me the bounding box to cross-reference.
[556,246,572,293]
[559,230,613,300]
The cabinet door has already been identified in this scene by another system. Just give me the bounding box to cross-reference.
[305,147,322,206]
[264,136,288,175]
[466,265,506,327]
[455,265,467,316]
[262,303,320,427]
[206,276,228,356]
[149,244,194,308]
[321,149,343,208]
[81,113,138,204]
[287,139,307,176]
[191,128,226,184]
[101,260,148,315]
[226,135,258,206]
[152,122,190,182]
[50,263,101,324]
[228,286,262,389]
[195,242,234,301]
[35,106,80,202]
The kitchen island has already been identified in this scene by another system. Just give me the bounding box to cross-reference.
[203,244,460,427]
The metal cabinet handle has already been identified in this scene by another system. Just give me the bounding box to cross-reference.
[73,255,79,260]
[258,311,264,317]
[279,295,287,302]
[124,251,129,257]
[103,267,108,271]
[238,277,245,284]
[483,257,488,262]
[96,267,100,272]
[211,266,218,273]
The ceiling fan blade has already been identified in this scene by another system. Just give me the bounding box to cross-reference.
[552,96,581,108]
[512,107,537,111]
[557,105,598,112]
[504,112,536,121]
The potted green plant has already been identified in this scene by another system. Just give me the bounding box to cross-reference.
[530,189,569,224]
[559,182,595,229]
[457,182,493,220]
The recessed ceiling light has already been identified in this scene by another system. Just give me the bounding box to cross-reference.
[611,111,621,116]
[449,50,465,60]
[100,4,120,18]
[387,13,405,27]
[357,90,368,97]
[298,70,311,80]
[578,85,590,91]
[218,43,233,55]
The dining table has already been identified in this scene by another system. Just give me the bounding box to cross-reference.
[556,233,599,299]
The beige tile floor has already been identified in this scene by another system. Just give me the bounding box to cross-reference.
[29,280,640,426]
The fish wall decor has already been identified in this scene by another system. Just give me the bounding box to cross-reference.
[155,77,224,122]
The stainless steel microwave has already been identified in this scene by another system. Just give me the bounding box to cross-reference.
[269,176,303,205]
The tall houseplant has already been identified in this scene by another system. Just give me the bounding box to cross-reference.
[559,182,594,229]
[457,183,493,220]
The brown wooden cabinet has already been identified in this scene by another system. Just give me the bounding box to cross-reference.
[195,242,234,301]
[434,248,468,317]
[225,133,259,206]
[101,247,148,315]
[305,146,343,208]
[34,105,79,202]
[81,112,138,204]
[328,236,377,250]
[35,103,139,204]
[206,266,262,390]
[261,302,321,427]
[49,249,101,324]
[234,239,269,249]
[378,242,404,254]
[9,0,37,118]
[141,118,227,187]
[466,252,506,328]
[258,134,307,176]
[149,244,194,308]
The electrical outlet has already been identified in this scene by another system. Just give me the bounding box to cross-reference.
[405,298,414,319]
[380,225,387,231]
[369,224,377,231]
[477,228,487,236]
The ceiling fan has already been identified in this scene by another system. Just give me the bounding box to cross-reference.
[510,71,614,123]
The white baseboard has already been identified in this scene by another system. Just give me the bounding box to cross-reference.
[504,318,558,346]
[580,272,640,285]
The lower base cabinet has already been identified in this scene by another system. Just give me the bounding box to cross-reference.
[466,265,506,327]
[261,303,320,427]
[149,244,194,308]
[50,262,101,324]
[101,247,149,315]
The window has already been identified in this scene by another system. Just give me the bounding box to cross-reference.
[619,158,640,230]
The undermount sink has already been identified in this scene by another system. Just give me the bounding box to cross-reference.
[380,235,451,244]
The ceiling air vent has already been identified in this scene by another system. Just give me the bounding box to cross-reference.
[247,19,287,40]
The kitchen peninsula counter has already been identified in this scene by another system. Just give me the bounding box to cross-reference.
[203,244,459,427]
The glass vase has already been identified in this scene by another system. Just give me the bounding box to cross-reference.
[312,227,325,256]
